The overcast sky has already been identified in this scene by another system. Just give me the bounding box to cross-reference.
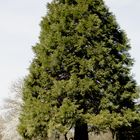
[0,0,139,103]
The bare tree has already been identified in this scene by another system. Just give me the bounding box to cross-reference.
[0,116,5,139]
[0,79,23,140]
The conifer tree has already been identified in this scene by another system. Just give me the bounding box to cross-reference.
[18,0,139,140]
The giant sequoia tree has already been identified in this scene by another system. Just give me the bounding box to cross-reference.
[18,0,139,140]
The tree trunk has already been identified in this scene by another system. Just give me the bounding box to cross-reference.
[64,133,68,140]
[74,120,89,140]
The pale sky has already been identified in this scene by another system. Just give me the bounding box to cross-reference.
[0,0,139,103]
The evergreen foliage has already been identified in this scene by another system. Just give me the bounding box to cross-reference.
[18,0,139,139]
[116,86,140,140]
[116,120,140,140]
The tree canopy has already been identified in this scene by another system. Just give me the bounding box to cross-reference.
[18,0,139,140]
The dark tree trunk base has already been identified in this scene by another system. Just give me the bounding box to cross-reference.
[74,120,89,140]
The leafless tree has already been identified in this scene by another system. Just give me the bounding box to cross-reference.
[0,79,23,140]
